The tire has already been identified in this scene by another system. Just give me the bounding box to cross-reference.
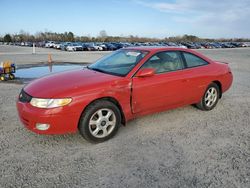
[0,75,6,81]
[9,73,15,80]
[79,100,121,143]
[196,83,220,111]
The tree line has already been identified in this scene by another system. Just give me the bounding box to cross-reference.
[1,30,249,43]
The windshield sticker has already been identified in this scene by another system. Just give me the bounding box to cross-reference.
[126,51,140,57]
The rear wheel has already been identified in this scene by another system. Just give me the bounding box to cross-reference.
[79,100,121,143]
[196,83,220,111]
[0,74,6,81]
[9,73,15,80]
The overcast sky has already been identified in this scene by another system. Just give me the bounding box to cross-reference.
[1,0,249,38]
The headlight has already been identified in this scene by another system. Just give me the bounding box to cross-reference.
[30,98,72,108]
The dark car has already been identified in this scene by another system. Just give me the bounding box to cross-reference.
[104,43,117,51]
[84,43,96,51]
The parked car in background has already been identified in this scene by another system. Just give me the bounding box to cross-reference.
[10,40,249,51]
[97,43,108,51]
[84,43,96,51]
[53,42,62,49]
[91,43,103,51]
[200,43,213,49]
[111,42,125,49]
[181,42,197,49]
[210,42,222,48]
[66,43,83,51]
[241,43,250,47]
[45,41,55,48]
[20,42,33,47]
[81,43,88,51]
[104,43,117,51]
[176,43,188,48]
[60,42,72,51]
[36,41,46,47]
[17,47,233,143]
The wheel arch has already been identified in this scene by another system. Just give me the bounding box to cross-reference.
[212,80,222,98]
[78,96,126,127]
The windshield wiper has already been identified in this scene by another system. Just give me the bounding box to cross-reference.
[87,66,124,77]
[87,66,107,74]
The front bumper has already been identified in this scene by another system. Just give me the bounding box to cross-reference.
[16,101,80,134]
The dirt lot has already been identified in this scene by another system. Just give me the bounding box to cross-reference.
[0,46,250,187]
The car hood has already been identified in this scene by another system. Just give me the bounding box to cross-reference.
[24,68,120,98]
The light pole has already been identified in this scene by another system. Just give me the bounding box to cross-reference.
[32,43,36,54]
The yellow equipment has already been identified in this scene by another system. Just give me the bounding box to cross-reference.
[0,61,16,81]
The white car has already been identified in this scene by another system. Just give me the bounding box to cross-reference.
[66,43,83,51]
[88,43,103,51]
[242,43,250,47]
[53,43,62,49]
[45,41,55,48]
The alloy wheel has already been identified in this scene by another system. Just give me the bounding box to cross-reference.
[88,108,116,138]
[205,87,218,107]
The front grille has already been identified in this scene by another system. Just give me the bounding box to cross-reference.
[19,89,32,103]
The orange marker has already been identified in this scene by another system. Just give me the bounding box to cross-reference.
[48,53,52,64]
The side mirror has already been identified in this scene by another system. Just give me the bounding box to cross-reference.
[136,68,155,77]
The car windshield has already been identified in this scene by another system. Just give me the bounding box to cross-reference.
[88,49,148,76]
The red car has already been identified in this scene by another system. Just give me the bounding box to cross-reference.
[16,47,233,142]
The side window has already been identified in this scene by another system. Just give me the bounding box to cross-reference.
[183,52,208,68]
[141,51,184,74]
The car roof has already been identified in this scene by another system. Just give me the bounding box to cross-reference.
[124,46,187,52]
[124,46,214,63]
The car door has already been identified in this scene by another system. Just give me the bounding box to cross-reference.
[131,51,187,114]
[180,52,211,104]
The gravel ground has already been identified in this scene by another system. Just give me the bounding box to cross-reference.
[0,46,250,188]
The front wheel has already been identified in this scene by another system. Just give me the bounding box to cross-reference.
[79,100,121,143]
[0,74,6,81]
[196,83,220,111]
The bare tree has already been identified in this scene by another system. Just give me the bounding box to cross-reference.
[99,30,108,42]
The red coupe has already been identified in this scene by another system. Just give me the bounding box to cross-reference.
[16,47,233,142]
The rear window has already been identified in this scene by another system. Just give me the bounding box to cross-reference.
[183,52,208,68]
